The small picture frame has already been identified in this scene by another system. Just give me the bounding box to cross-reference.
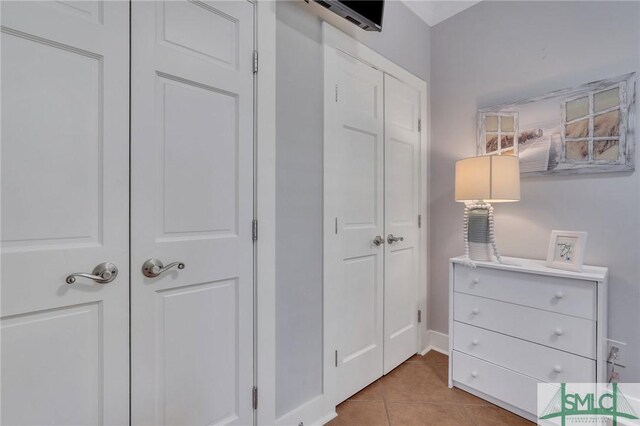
[546,230,588,272]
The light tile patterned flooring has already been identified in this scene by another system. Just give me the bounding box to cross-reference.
[327,351,535,426]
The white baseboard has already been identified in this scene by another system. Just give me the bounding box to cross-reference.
[316,410,338,425]
[420,329,449,355]
[278,330,449,425]
[275,394,335,426]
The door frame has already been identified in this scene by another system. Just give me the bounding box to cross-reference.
[254,1,277,425]
[322,21,429,412]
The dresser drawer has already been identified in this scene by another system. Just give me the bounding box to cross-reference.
[454,293,596,358]
[452,351,538,415]
[454,264,596,320]
[453,322,595,382]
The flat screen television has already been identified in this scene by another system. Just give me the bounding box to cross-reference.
[313,0,385,32]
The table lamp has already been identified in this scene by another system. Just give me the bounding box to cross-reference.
[455,155,520,263]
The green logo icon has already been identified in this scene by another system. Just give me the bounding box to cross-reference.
[540,383,639,425]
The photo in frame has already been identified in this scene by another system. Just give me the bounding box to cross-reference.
[546,230,588,272]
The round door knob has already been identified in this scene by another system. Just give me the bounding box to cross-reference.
[554,365,563,373]
[471,339,479,346]
[555,291,565,299]
[554,328,564,336]
[472,308,480,315]
[472,278,480,284]
[471,371,479,378]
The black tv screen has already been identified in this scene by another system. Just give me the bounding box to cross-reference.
[339,1,385,28]
[314,0,385,32]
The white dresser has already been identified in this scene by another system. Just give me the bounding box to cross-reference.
[448,256,608,422]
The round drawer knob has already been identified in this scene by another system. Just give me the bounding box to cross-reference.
[471,371,479,378]
[555,291,565,299]
[554,328,564,336]
[471,339,479,346]
[554,365,563,373]
[472,278,480,284]
[472,308,480,315]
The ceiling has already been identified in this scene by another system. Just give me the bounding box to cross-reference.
[401,1,482,27]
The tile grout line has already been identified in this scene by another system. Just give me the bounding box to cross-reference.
[332,356,534,426]
[379,380,392,426]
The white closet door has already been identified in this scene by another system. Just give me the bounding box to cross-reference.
[383,75,421,374]
[325,48,385,403]
[0,2,130,424]
[130,1,255,425]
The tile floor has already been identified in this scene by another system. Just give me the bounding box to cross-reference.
[327,351,535,426]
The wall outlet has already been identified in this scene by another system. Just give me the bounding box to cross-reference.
[607,338,627,368]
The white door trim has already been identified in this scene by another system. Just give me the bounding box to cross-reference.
[255,1,277,425]
[322,21,429,413]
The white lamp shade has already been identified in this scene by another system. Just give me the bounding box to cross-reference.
[455,155,520,202]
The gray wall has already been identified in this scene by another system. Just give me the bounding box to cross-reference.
[275,1,431,417]
[431,1,640,380]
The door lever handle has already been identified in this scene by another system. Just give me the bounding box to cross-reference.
[387,234,404,244]
[142,258,185,278]
[66,262,118,284]
[373,235,385,246]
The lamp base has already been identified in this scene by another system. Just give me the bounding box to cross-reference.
[468,242,493,262]
[464,201,501,263]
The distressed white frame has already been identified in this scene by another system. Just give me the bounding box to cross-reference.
[322,21,430,421]
[477,73,636,175]
[254,1,277,425]
[478,111,519,156]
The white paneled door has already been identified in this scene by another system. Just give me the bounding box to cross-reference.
[383,75,421,374]
[325,44,423,404]
[131,1,255,425]
[326,49,385,403]
[1,1,130,425]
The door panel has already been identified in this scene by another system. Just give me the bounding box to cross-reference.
[158,76,239,238]
[159,279,240,426]
[330,50,385,403]
[1,31,101,249]
[131,1,255,425]
[2,304,102,425]
[383,75,421,374]
[0,1,130,424]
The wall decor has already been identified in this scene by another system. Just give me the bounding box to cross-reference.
[546,230,588,272]
[477,73,636,175]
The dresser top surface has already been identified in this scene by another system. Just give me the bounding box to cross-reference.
[450,256,608,282]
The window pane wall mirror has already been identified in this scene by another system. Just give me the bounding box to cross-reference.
[476,73,636,176]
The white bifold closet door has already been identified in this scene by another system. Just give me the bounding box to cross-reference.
[0,2,130,425]
[383,75,421,374]
[130,1,255,425]
[328,49,386,404]
[326,50,421,403]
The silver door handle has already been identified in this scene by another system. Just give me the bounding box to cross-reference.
[66,262,118,284]
[373,235,385,246]
[387,234,404,244]
[142,258,185,278]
